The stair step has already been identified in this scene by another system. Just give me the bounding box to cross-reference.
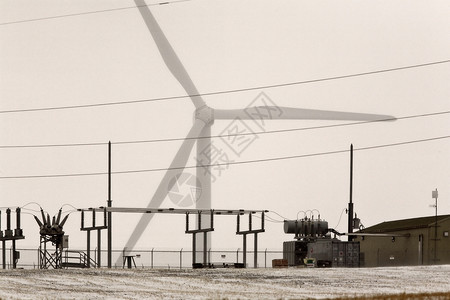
[61,262,87,268]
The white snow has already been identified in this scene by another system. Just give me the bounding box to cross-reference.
[0,265,449,299]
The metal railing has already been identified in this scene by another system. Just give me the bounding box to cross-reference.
[62,250,97,268]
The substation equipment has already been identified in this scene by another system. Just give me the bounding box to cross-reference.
[0,208,25,269]
[283,217,360,267]
[34,208,69,269]
[79,207,108,268]
[79,207,267,269]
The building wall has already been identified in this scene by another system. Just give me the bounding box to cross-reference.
[356,218,450,267]
[427,218,450,265]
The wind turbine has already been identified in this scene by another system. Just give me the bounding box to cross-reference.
[119,0,395,263]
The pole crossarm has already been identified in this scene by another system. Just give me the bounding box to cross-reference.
[236,229,265,235]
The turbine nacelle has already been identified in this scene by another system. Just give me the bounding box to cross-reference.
[195,105,215,126]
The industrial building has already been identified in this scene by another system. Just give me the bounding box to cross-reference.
[355,214,450,267]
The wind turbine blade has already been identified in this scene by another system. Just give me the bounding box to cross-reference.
[116,119,206,263]
[134,0,206,108]
[215,107,396,121]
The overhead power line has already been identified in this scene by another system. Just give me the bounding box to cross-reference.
[0,0,192,26]
[0,111,448,149]
[0,135,448,179]
[0,60,449,114]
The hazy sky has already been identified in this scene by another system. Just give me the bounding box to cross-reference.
[1,0,449,251]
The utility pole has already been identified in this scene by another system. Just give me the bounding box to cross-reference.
[348,144,354,242]
[432,188,438,264]
[107,141,112,268]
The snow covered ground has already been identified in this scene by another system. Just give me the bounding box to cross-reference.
[0,265,449,299]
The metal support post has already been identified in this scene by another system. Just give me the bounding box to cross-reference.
[87,230,91,268]
[151,248,154,269]
[107,141,112,269]
[243,234,247,267]
[2,240,5,269]
[254,233,258,268]
[180,248,183,269]
[12,240,16,269]
[203,231,207,265]
[192,233,196,264]
[97,229,101,267]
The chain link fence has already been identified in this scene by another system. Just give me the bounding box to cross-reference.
[1,248,284,269]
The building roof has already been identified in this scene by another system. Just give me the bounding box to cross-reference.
[359,215,450,233]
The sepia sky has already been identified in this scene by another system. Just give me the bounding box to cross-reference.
[1,0,449,251]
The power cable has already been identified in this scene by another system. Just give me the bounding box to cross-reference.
[1,111,448,149]
[267,211,289,221]
[253,213,284,223]
[20,202,42,209]
[0,135,448,179]
[61,204,79,211]
[0,0,193,26]
[333,208,347,229]
[0,60,448,114]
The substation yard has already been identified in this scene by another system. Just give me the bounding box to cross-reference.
[0,265,449,299]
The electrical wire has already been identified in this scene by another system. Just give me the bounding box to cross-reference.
[20,202,42,210]
[61,209,79,216]
[0,111,448,149]
[0,60,448,114]
[266,211,289,221]
[20,211,38,218]
[253,213,284,223]
[0,0,193,26]
[61,204,79,211]
[20,207,42,214]
[0,135,448,179]
[333,208,347,229]
[265,214,285,223]
[264,216,285,223]
[296,210,306,220]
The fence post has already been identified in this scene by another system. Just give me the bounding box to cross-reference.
[94,248,97,268]
[265,248,267,268]
[180,248,183,269]
[151,248,154,269]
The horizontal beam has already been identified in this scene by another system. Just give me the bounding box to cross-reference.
[80,226,108,232]
[329,229,410,238]
[236,229,265,235]
[347,232,411,238]
[0,235,25,241]
[186,228,214,234]
[79,207,267,216]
